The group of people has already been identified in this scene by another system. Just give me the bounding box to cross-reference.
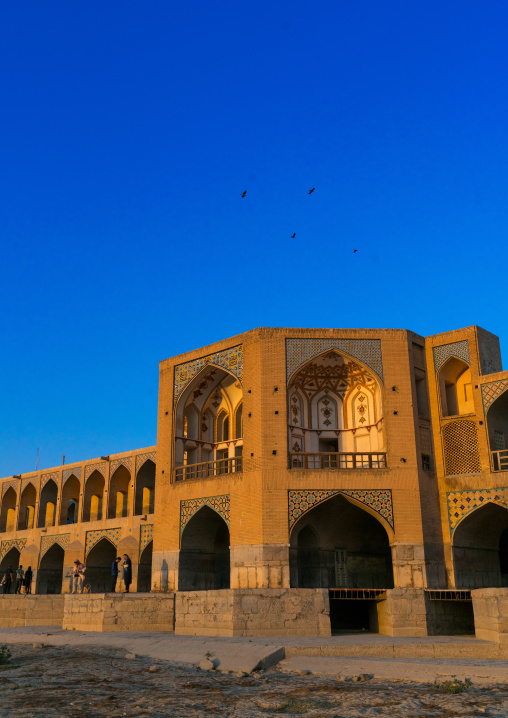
[71,554,132,594]
[1,565,32,594]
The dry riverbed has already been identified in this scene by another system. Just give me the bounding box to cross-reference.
[1,643,508,717]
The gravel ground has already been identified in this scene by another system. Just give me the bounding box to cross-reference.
[1,644,508,717]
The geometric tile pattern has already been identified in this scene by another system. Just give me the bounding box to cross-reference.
[288,489,394,532]
[21,477,38,491]
[110,457,132,476]
[173,345,243,407]
[432,340,470,373]
[447,487,508,534]
[136,452,156,474]
[41,472,59,489]
[482,380,508,413]
[286,338,384,383]
[0,538,27,560]
[1,480,18,497]
[85,528,122,556]
[63,467,81,485]
[85,462,107,480]
[139,524,153,554]
[40,534,71,560]
[180,495,230,536]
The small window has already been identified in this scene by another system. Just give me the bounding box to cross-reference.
[493,431,505,450]
[422,454,432,471]
[415,377,429,417]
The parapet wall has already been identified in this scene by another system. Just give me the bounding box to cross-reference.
[62,593,175,632]
[0,595,64,627]
[175,588,331,637]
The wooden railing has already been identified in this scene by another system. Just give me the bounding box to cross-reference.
[491,450,508,472]
[289,452,387,469]
[174,456,243,481]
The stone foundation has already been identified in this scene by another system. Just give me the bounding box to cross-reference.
[471,588,508,650]
[373,589,428,636]
[62,593,176,632]
[0,595,64,627]
[175,589,331,637]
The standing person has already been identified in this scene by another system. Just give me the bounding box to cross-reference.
[122,554,132,593]
[110,557,121,593]
[24,567,33,594]
[15,565,24,594]
[3,566,13,595]
[71,560,86,594]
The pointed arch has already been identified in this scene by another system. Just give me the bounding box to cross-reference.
[108,464,131,519]
[60,474,80,525]
[179,505,230,590]
[135,459,155,515]
[86,537,118,593]
[38,479,58,528]
[0,487,17,533]
[18,483,37,530]
[486,389,508,471]
[83,470,105,522]
[438,356,473,417]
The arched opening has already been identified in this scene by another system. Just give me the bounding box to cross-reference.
[108,465,131,519]
[290,494,393,589]
[137,541,153,592]
[60,475,80,525]
[135,460,155,515]
[83,471,105,522]
[38,480,58,528]
[37,543,64,594]
[178,506,230,590]
[18,484,37,530]
[175,366,243,481]
[438,357,473,418]
[287,350,385,468]
[0,547,20,592]
[86,538,117,593]
[487,391,508,472]
[453,503,508,588]
[0,488,17,533]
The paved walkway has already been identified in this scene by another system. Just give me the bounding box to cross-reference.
[0,626,506,682]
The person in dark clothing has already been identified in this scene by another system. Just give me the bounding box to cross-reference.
[24,567,33,594]
[122,554,132,593]
[110,557,121,593]
[3,566,13,595]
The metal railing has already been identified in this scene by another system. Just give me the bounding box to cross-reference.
[491,450,508,472]
[289,452,387,469]
[174,456,243,482]
[425,590,471,601]
[329,588,387,600]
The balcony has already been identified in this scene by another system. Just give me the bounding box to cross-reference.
[491,450,508,472]
[174,456,243,482]
[289,452,387,470]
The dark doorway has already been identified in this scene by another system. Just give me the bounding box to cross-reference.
[38,544,64,594]
[290,494,394,589]
[86,539,117,593]
[179,506,230,591]
[137,542,152,593]
[453,503,508,588]
[0,548,20,593]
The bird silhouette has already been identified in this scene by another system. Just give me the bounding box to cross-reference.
[308,187,315,195]
[353,249,358,253]
[291,233,296,238]
[241,191,247,198]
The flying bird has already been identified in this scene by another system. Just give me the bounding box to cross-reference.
[241,191,247,198]
[291,233,296,238]
[353,249,358,253]
[308,187,315,195]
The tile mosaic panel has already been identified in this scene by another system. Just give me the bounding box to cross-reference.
[63,467,81,485]
[139,524,153,555]
[85,462,107,480]
[0,538,27,560]
[180,495,230,536]
[85,528,122,555]
[433,341,470,373]
[288,489,394,531]
[136,452,156,473]
[40,534,71,560]
[110,457,132,475]
[41,472,59,489]
[173,345,243,407]
[1,480,18,498]
[447,487,508,534]
[286,338,384,383]
[21,477,38,491]
[482,380,508,414]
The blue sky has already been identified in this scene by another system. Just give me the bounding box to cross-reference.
[1,1,507,476]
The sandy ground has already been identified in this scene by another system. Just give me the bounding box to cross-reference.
[2,643,508,718]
